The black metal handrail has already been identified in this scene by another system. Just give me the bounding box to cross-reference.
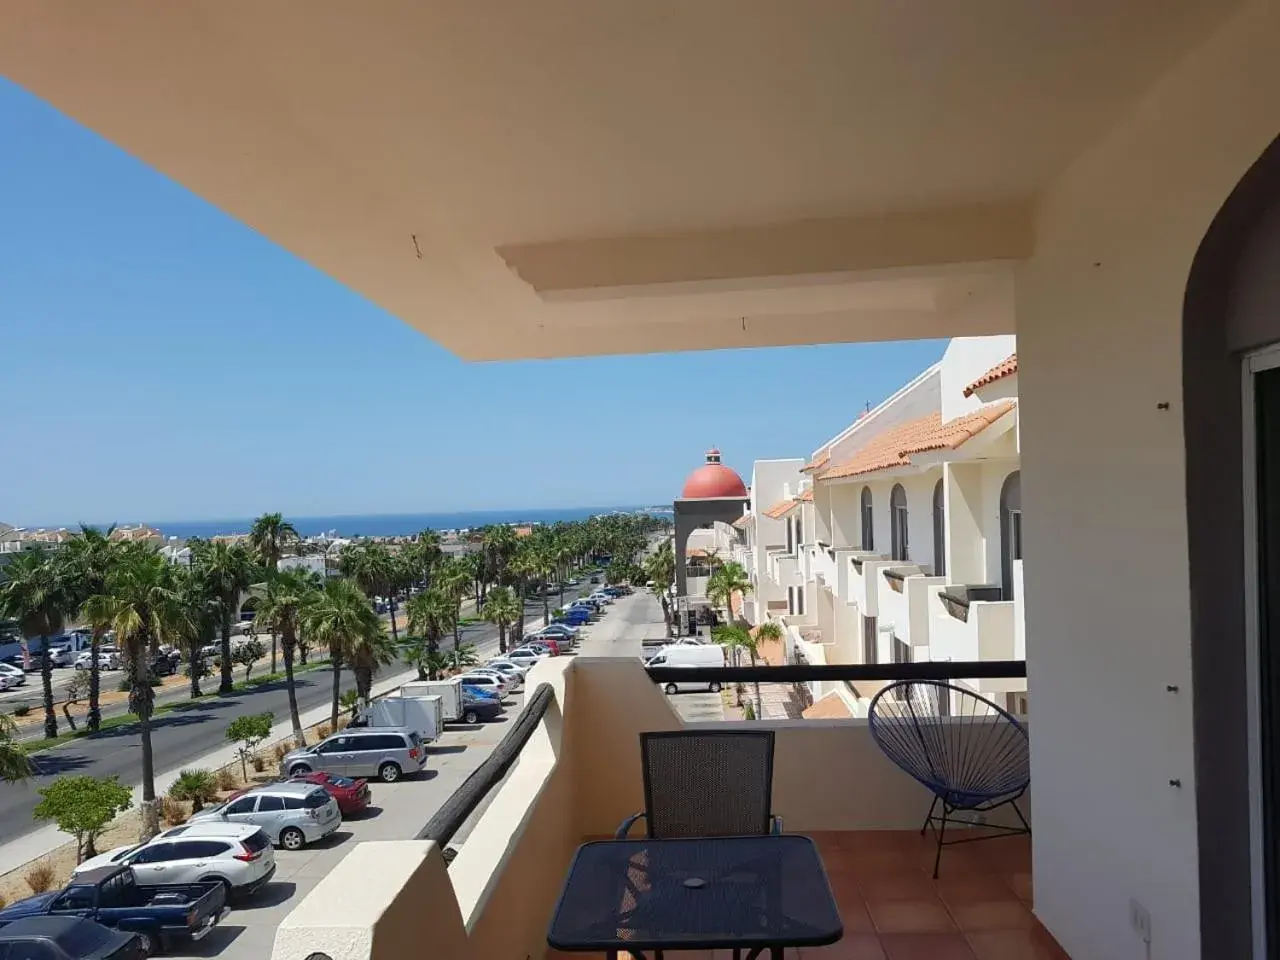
[416,682,555,862]
[645,660,1026,683]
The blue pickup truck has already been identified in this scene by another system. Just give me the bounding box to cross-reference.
[0,865,227,956]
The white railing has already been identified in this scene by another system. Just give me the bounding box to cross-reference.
[927,586,1022,695]
[876,566,945,652]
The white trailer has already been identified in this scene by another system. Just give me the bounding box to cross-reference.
[400,679,464,723]
[362,695,444,743]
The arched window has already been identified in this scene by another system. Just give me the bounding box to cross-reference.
[860,487,874,551]
[1000,470,1022,600]
[932,479,946,577]
[890,484,909,561]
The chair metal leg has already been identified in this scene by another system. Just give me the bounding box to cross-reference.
[932,804,949,879]
[1010,798,1032,835]
[921,795,939,836]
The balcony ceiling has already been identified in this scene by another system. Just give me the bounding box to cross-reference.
[0,1,1232,359]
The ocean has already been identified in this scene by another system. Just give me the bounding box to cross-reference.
[139,506,660,541]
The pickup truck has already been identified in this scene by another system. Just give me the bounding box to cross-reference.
[0,865,227,956]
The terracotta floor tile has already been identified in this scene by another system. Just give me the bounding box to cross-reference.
[966,929,1069,960]
[880,933,979,960]
[1006,872,1033,905]
[935,874,1018,905]
[843,848,923,877]
[947,901,1037,932]
[866,898,957,934]
[836,899,878,933]
[801,934,888,959]
[858,871,939,900]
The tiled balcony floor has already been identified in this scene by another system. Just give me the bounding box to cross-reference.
[548,830,1066,960]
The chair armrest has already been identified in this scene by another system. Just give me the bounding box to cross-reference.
[770,815,784,835]
[615,812,646,839]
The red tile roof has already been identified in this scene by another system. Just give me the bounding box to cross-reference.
[817,400,1016,481]
[731,513,752,529]
[802,691,853,720]
[798,488,814,502]
[963,353,1018,397]
[801,450,831,472]
[762,499,796,519]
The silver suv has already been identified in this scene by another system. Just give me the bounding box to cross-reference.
[188,782,341,851]
[280,727,428,783]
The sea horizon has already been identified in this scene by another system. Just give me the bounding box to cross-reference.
[18,505,671,541]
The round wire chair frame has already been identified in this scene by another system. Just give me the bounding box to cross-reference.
[868,679,1031,878]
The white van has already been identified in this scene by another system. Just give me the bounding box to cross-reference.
[645,643,726,694]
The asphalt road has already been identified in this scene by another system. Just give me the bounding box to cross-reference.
[0,585,593,848]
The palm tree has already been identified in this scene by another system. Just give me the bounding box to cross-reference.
[405,586,458,655]
[706,560,752,624]
[61,525,121,732]
[256,567,321,746]
[192,542,258,694]
[644,540,676,635]
[405,529,442,588]
[508,546,540,642]
[96,548,181,838]
[712,623,760,711]
[447,643,480,674]
[433,557,471,648]
[0,552,70,739]
[481,525,518,603]
[346,618,397,704]
[169,567,219,699]
[481,585,521,653]
[0,713,34,782]
[339,543,400,641]
[248,513,300,674]
[302,577,381,728]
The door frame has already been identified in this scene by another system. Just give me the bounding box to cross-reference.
[1240,343,1280,959]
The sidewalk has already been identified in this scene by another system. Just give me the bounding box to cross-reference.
[0,601,545,877]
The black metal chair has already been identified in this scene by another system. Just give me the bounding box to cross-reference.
[615,730,783,838]
[868,680,1030,878]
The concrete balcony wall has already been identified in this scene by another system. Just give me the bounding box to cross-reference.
[927,587,1022,695]
[848,556,895,617]
[876,567,946,652]
[272,657,1031,960]
[813,546,837,587]
[1013,559,1025,661]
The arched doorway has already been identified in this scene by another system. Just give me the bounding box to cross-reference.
[932,480,946,577]
[1183,134,1280,956]
[890,484,908,561]
[999,471,1021,601]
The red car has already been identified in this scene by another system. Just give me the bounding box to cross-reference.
[290,771,371,816]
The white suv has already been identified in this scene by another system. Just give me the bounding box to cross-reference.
[0,662,25,687]
[72,822,276,900]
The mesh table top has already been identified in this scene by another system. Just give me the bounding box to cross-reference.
[547,836,843,953]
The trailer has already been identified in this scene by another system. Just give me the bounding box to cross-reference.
[360,695,444,743]
[400,679,464,723]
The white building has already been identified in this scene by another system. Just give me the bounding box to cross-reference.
[748,336,1024,716]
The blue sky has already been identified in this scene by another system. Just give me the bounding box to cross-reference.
[0,78,945,526]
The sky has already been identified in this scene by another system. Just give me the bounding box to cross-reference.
[0,78,946,527]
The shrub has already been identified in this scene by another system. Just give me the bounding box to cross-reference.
[225,712,274,782]
[272,742,290,761]
[32,775,133,863]
[214,767,238,792]
[316,724,331,740]
[159,796,188,826]
[13,705,29,717]
[169,769,218,813]
[24,862,55,894]
[251,754,265,773]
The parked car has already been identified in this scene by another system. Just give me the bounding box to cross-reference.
[0,661,26,686]
[279,728,428,784]
[460,690,504,723]
[537,623,579,639]
[44,646,75,667]
[457,673,509,698]
[504,648,548,669]
[289,771,371,817]
[461,683,501,702]
[0,672,18,692]
[149,651,181,677]
[75,648,120,671]
[646,643,727,693]
[187,782,342,850]
[0,865,227,957]
[588,592,613,605]
[467,666,521,691]
[589,575,601,584]
[483,659,527,682]
[73,823,275,901]
[521,636,561,655]
[0,915,146,960]
[554,609,592,626]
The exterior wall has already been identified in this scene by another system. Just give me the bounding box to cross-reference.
[1015,3,1280,956]
[939,335,1018,422]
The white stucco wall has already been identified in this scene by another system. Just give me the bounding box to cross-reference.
[939,335,1018,422]
[1016,2,1279,957]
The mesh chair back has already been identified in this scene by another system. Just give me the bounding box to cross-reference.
[639,730,775,837]
[868,681,1029,809]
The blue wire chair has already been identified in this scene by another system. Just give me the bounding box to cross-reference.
[868,680,1030,878]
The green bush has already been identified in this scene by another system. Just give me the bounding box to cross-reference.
[13,705,30,717]
[32,775,133,863]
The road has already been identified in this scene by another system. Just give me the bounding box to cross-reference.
[0,585,593,849]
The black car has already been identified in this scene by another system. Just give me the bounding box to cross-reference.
[0,916,144,959]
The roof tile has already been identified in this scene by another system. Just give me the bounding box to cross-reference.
[801,450,831,472]
[963,353,1018,397]
[731,513,752,529]
[762,499,796,519]
[817,400,1016,481]
[802,691,853,720]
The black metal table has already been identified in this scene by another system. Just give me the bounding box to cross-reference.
[547,835,843,960]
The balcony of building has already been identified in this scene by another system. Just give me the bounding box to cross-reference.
[845,555,898,616]
[928,585,1020,699]
[877,564,947,654]
[272,655,1053,960]
[769,551,802,589]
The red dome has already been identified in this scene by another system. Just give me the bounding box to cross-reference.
[681,448,748,499]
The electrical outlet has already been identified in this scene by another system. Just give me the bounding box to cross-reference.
[1129,898,1152,944]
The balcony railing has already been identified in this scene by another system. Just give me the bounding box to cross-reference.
[877,565,945,651]
[271,656,1030,960]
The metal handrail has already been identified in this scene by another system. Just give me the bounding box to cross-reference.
[645,660,1026,683]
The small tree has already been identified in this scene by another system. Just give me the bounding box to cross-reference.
[232,639,265,681]
[61,671,91,732]
[33,775,133,862]
[169,769,219,813]
[225,711,274,782]
[339,688,362,721]
[447,643,479,674]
